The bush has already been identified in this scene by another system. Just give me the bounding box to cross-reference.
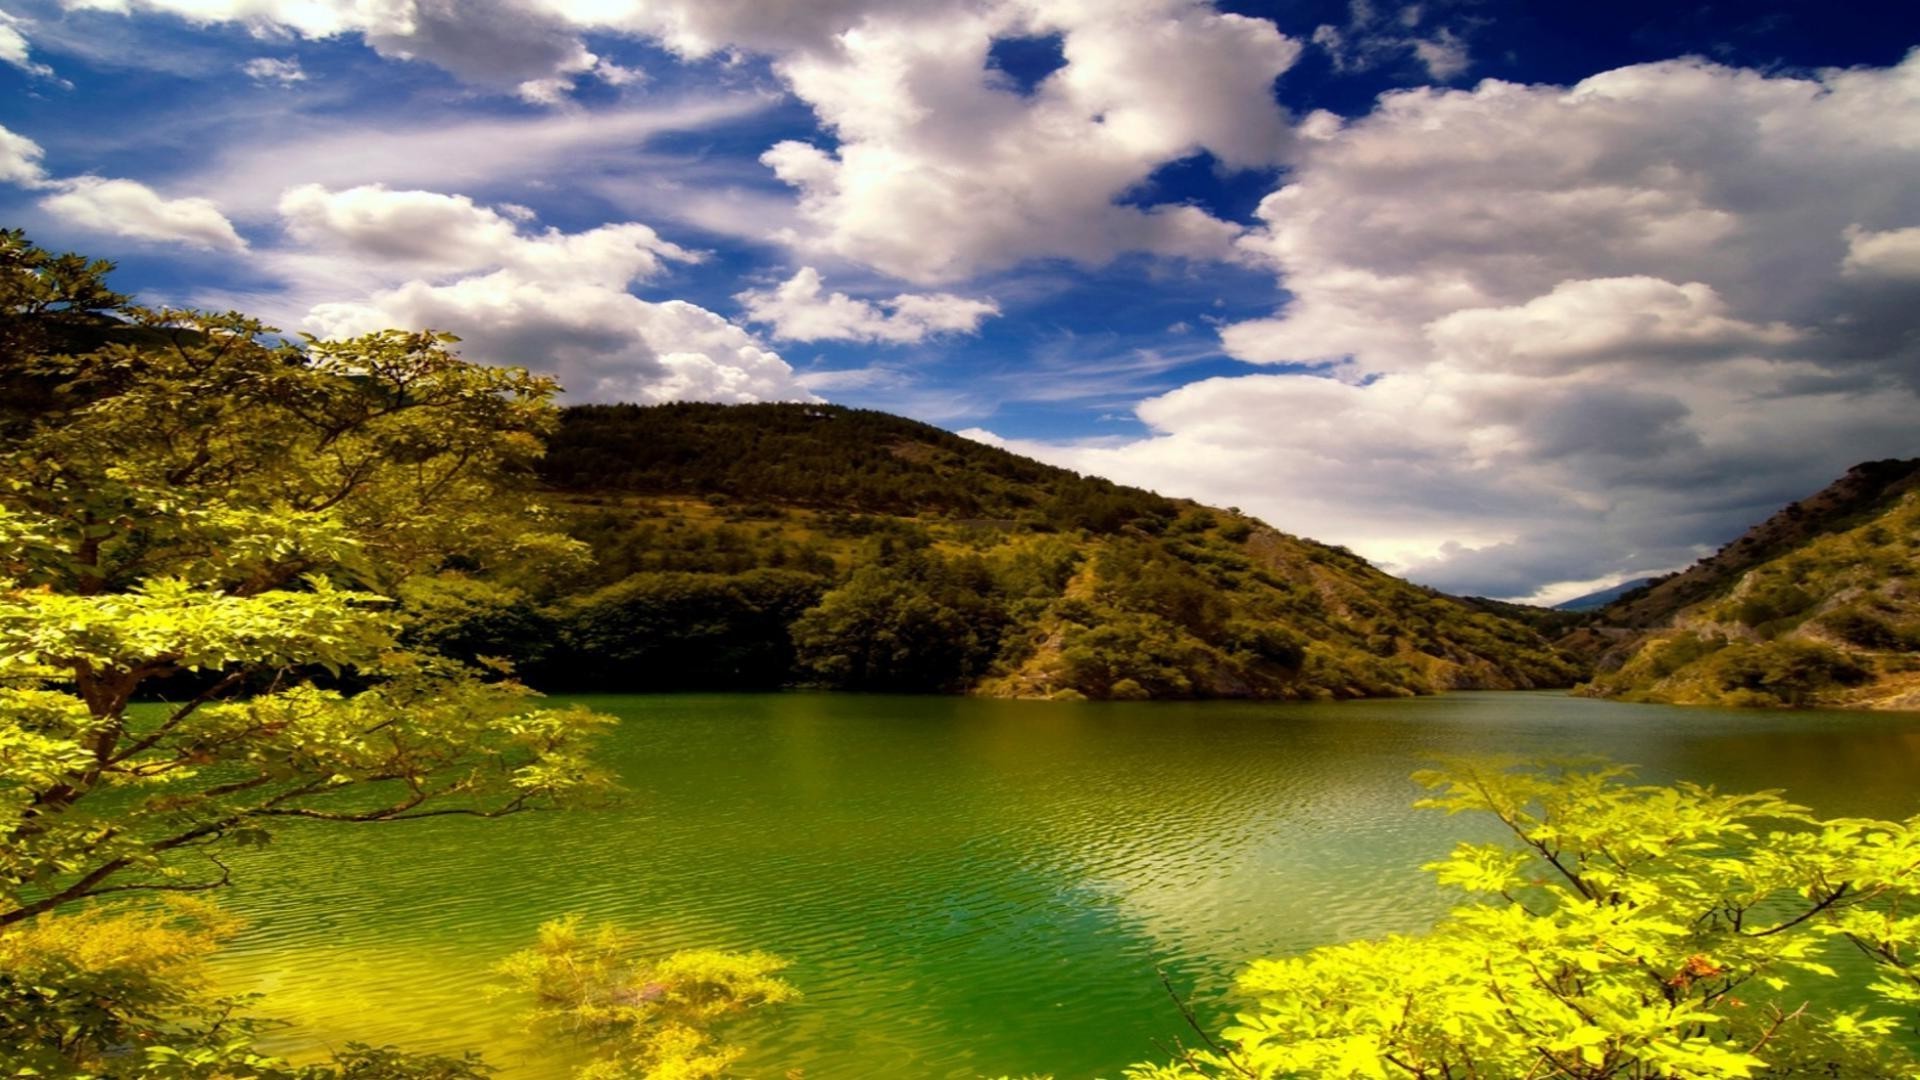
[1728,581,1816,628]
[1701,640,1871,706]
[1820,607,1919,651]
[1128,760,1920,1079]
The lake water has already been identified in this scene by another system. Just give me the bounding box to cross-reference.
[211,691,1920,1078]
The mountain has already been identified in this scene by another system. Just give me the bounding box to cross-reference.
[465,403,1580,700]
[1554,578,1655,613]
[1571,459,1920,709]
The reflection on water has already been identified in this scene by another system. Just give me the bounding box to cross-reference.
[212,691,1920,1079]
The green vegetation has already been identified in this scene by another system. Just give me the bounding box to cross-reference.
[1126,759,1920,1079]
[1581,472,1920,708]
[0,231,784,1077]
[434,403,1579,700]
[497,916,796,1080]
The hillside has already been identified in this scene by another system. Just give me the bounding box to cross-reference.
[1573,459,1920,709]
[449,403,1580,700]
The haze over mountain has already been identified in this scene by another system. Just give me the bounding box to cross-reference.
[2,2,1916,604]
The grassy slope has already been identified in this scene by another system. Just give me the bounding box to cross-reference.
[1574,460,1920,709]
[535,403,1578,700]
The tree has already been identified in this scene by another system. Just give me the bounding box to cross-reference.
[791,550,1008,691]
[0,233,615,1073]
[1128,759,1920,1079]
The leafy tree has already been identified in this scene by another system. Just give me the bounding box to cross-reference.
[1129,760,1920,1079]
[0,233,616,1074]
[791,550,1008,691]
[0,228,134,434]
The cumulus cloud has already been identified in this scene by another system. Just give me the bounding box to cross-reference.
[276,184,813,405]
[988,52,1920,600]
[1424,277,1800,373]
[0,123,49,187]
[40,176,248,251]
[2,123,245,250]
[736,267,999,343]
[761,0,1298,282]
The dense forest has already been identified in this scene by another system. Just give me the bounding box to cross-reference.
[1568,458,1920,708]
[407,402,1583,700]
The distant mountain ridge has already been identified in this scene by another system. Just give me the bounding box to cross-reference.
[1569,458,1920,710]
[1554,578,1655,613]
[504,403,1579,700]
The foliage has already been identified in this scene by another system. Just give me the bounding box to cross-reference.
[791,547,1009,691]
[514,404,1580,700]
[1128,760,1920,1079]
[1,231,615,1075]
[0,897,497,1078]
[495,915,796,1080]
[0,307,614,928]
[547,568,829,690]
[542,403,1173,533]
[0,228,133,434]
[1584,487,1920,708]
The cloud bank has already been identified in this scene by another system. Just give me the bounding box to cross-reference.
[987,53,1920,600]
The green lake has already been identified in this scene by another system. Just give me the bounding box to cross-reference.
[211,691,1920,1078]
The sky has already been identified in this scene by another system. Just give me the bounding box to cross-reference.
[2,0,1917,604]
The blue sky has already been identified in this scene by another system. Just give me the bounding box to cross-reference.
[2,0,1917,601]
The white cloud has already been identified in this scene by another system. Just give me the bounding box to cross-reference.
[1843,225,1920,279]
[1424,277,1800,373]
[242,56,305,84]
[736,266,999,343]
[192,93,778,219]
[988,52,1920,599]
[2,122,244,251]
[40,176,248,251]
[760,0,1299,282]
[273,184,811,405]
[306,272,816,405]
[0,8,58,79]
[0,122,49,187]
[278,182,697,284]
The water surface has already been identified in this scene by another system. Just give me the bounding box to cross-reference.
[213,691,1920,1078]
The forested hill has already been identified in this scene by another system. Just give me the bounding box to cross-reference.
[452,402,1580,700]
[543,403,1180,528]
[1572,459,1920,709]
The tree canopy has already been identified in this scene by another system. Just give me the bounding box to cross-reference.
[0,232,619,1075]
[1126,760,1920,1079]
